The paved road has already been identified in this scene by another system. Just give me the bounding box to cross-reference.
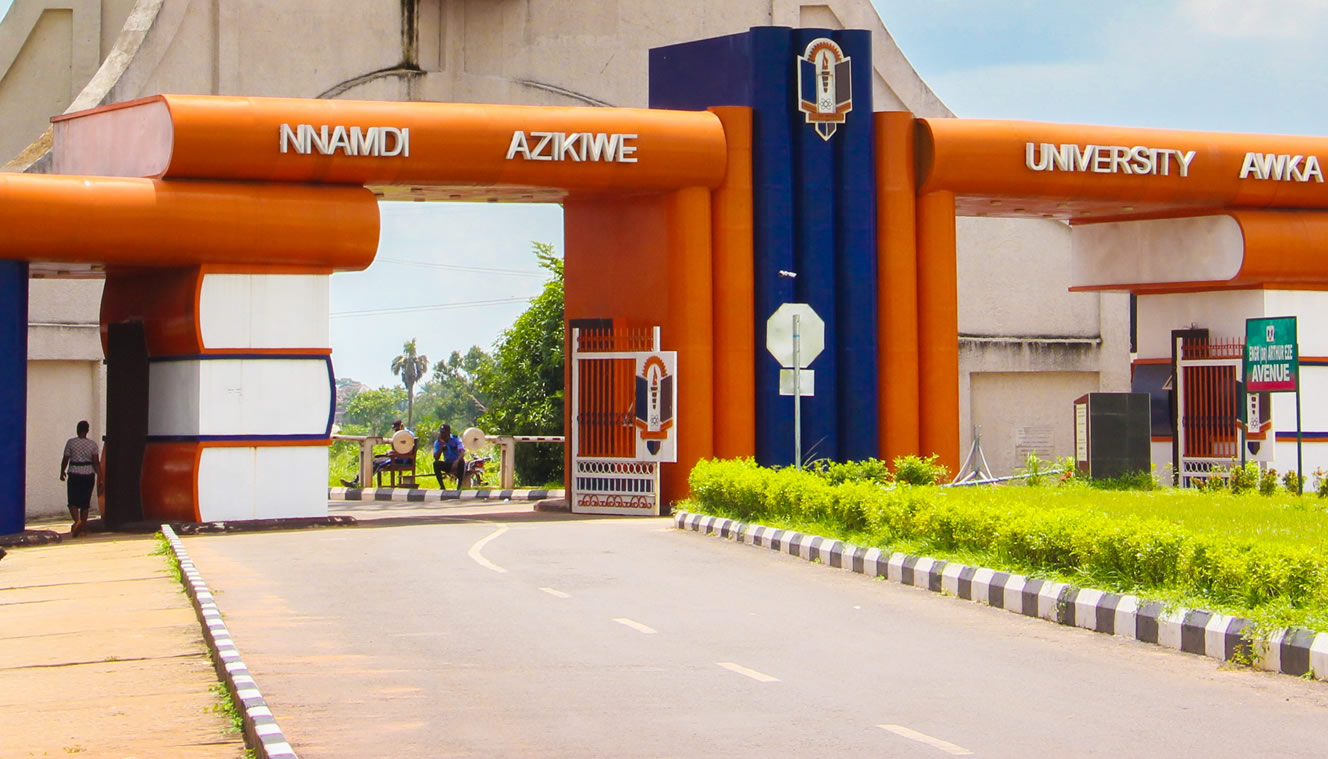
[182,503,1328,758]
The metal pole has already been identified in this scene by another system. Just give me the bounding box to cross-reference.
[1175,336,1186,487]
[1297,386,1304,494]
[793,313,802,471]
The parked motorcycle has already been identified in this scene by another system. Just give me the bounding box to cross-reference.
[461,454,494,488]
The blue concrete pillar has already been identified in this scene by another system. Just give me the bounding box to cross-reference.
[0,260,27,535]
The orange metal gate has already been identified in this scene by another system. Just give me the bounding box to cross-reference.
[570,325,662,514]
[1176,336,1243,486]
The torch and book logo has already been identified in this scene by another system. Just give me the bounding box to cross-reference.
[797,38,853,141]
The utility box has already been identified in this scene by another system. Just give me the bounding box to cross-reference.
[1074,392,1151,479]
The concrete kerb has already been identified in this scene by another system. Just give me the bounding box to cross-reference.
[673,511,1326,683]
[160,525,298,759]
[329,486,565,503]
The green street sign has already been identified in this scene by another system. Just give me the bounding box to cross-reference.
[1245,316,1298,393]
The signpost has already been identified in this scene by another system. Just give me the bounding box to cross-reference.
[766,303,825,470]
[1244,316,1301,492]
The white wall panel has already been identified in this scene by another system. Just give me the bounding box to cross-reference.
[197,445,328,521]
[147,360,201,437]
[200,273,330,349]
[1072,216,1244,289]
[1260,291,1328,357]
[197,358,331,436]
[1136,291,1265,359]
[149,358,331,437]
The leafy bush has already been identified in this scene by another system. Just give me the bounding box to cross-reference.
[685,458,1328,631]
[892,454,949,486]
[1228,462,1260,494]
[1088,470,1156,491]
[808,457,892,486]
[1019,453,1051,486]
[1283,469,1303,495]
[1260,468,1280,496]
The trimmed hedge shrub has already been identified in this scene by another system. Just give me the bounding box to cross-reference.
[687,458,1328,625]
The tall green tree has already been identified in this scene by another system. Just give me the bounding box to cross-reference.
[391,338,429,429]
[342,387,407,435]
[477,242,564,485]
[420,346,494,429]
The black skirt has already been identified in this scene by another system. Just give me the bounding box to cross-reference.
[67,473,96,509]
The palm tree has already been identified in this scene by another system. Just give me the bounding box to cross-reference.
[391,339,429,429]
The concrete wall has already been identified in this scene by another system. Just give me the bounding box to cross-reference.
[958,216,1130,476]
[969,370,1101,476]
[26,279,105,518]
[2,0,1128,509]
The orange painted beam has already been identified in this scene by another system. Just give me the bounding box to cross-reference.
[875,112,920,464]
[918,118,1328,212]
[0,174,379,270]
[916,191,960,474]
[666,186,715,502]
[54,95,728,192]
[708,107,756,460]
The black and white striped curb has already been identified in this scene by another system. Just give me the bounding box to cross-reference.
[329,487,565,502]
[161,525,297,759]
[674,512,1328,681]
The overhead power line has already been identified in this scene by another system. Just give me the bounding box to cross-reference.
[375,257,547,278]
[329,295,535,319]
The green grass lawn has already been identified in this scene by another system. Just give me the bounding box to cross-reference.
[685,459,1328,635]
[949,486,1328,552]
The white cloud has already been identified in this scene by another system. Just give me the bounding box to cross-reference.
[1174,0,1328,39]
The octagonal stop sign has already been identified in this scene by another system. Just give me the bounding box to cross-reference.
[766,303,825,368]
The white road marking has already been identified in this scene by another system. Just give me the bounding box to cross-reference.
[466,526,510,573]
[390,632,448,637]
[716,662,779,682]
[612,617,657,634]
[540,587,570,598]
[877,724,973,756]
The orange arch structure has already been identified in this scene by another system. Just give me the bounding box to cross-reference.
[2,94,739,526]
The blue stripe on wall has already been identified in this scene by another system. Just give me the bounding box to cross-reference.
[829,29,880,461]
[750,28,799,466]
[648,26,880,466]
[792,28,841,463]
[0,261,28,535]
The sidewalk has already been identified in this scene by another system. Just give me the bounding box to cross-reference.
[0,521,245,758]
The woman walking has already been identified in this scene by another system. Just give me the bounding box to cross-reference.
[59,420,100,537]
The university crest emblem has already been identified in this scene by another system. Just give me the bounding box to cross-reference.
[797,38,853,141]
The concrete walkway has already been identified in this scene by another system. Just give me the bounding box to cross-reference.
[0,521,245,758]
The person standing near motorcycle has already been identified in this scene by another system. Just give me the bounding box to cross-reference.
[433,424,466,487]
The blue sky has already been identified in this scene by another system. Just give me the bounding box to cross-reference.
[6,1,1328,388]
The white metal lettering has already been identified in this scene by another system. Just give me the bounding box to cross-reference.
[1025,142,1196,177]
[277,123,410,157]
[1239,152,1324,182]
[505,131,639,163]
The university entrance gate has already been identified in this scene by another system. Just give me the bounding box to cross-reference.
[13,26,1328,533]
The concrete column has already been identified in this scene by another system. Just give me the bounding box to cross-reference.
[875,112,920,464]
[917,191,960,474]
[0,261,28,535]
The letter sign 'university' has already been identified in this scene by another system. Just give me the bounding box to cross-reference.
[1245,316,1299,392]
[1025,143,1196,177]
